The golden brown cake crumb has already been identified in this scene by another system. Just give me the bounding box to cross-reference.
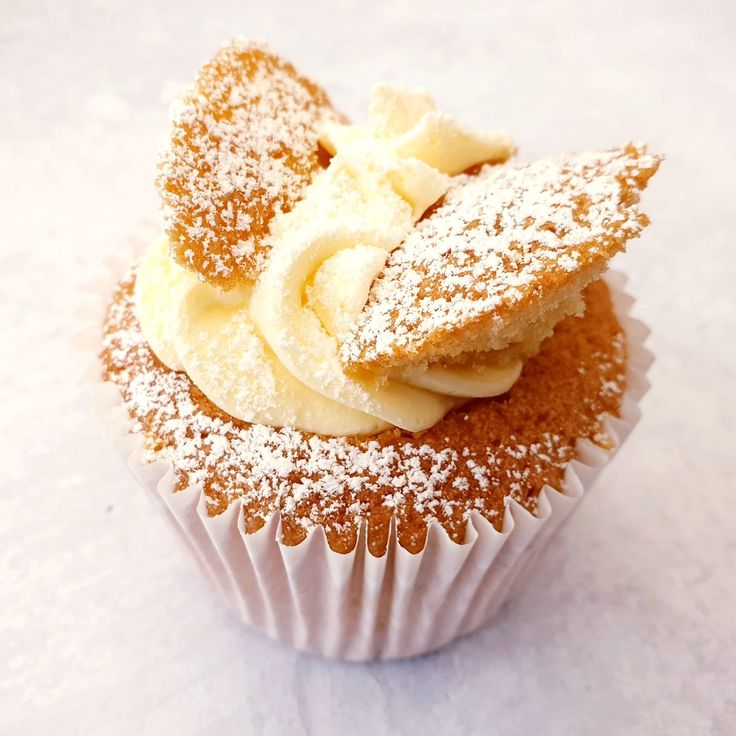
[343,144,660,371]
[101,273,626,555]
[158,39,341,289]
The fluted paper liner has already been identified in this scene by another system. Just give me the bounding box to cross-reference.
[78,230,653,660]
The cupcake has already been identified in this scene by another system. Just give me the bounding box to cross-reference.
[89,39,661,659]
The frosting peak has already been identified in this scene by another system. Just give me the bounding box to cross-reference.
[136,85,521,436]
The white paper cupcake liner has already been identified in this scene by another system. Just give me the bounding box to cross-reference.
[77,230,653,661]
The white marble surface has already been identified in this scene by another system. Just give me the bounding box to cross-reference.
[2,1,735,733]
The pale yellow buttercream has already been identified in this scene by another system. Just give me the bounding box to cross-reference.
[136,84,520,435]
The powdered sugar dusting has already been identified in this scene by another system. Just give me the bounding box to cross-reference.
[343,145,660,368]
[158,39,340,287]
[101,273,627,553]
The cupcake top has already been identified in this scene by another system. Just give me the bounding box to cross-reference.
[103,275,627,554]
[137,39,659,440]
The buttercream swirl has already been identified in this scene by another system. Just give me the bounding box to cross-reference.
[135,84,522,436]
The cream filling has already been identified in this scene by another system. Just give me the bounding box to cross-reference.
[136,84,521,436]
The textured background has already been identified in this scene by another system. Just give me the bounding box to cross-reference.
[2,1,735,734]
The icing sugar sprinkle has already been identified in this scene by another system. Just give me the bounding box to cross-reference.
[100,274,627,552]
[343,145,660,368]
[158,39,340,286]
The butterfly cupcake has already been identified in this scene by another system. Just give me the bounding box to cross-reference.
[88,39,660,659]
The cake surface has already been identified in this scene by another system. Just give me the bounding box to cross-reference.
[158,40,341,288]
[343,144,660,371]
[101,271,627,555]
